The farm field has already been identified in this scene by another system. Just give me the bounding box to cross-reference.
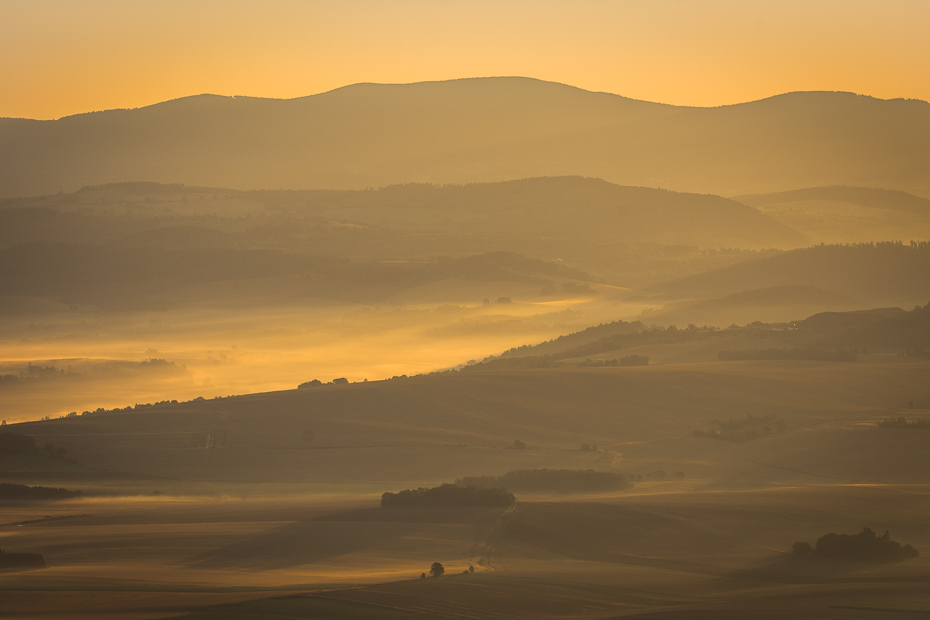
[3,360,930,618]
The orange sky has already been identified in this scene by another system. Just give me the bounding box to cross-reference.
[1,0,928,120]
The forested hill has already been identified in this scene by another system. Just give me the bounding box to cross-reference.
[656,242,930,305]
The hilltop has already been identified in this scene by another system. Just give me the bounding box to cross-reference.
[2,77,928,198]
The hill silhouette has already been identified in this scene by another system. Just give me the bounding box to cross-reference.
[732,186,930,245]
[657,242,930,306]
[736,186,930,214]
[2,77,928,199]
[643,285,864,327]
[0,244,596,308]
[243,177,803,248]
[0,178,802,251]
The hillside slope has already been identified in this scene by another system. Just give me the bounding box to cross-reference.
[732,186,930,244]
[2,77,928,198]
[656,242,930,306]
[0,178,803,251]
[9,361,930,486]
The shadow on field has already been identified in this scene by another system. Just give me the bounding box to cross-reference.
[187,506,500,571]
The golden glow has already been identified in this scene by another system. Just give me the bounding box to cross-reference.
[1,0,928,119]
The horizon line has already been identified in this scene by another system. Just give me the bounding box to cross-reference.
[4,76,928,122]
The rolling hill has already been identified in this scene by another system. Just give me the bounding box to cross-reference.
[735,186,930,214]
[2,77,928,199]
[656,242,930,306]
[8,359,930,486]
[732,186,930,244]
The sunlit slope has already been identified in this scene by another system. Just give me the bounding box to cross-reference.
[2,77,928,198]
[12,361,930,485]
[733,186,930,244]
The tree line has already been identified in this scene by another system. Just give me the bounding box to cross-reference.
[381,484,515,508]
[793,527,918,562]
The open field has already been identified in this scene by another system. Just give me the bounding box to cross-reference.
[3,484,929,619]
[3,360,930,618]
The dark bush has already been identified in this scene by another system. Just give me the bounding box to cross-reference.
[0,549,45,570]
[577,356,649,368]
[0,483,81,500]
[429,562,444,577]
[799,528,919,562]
[381,484,515,508]
[694,414,786,442]
[792,541,813,556]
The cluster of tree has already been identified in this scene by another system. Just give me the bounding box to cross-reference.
[577,356,649,367]
[498,319,646,359]
[0,549,45,570]
[297,378,348,388]
[793,527,919,562]
[453,353,648,373]
[381,484,515,508]
[420,562,474,579]
[455,469,632,494]
[718,348,857,362]
[0,483,81,500]
[556,324,721,361]
[1,360,184,391]
[694,413,786,442]
[0,363,74,387]
[489,324,714,369]
[454,355,563,372]
[878,417,930,429]
[0,432,72,461]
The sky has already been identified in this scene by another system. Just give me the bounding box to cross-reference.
[1,0,928,120]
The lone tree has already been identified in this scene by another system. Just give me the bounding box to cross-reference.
[429,562,445,578]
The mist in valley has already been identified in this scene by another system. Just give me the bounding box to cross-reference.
[3,4,930,619]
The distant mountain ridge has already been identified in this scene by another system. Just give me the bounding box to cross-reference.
[2,77,928,199]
